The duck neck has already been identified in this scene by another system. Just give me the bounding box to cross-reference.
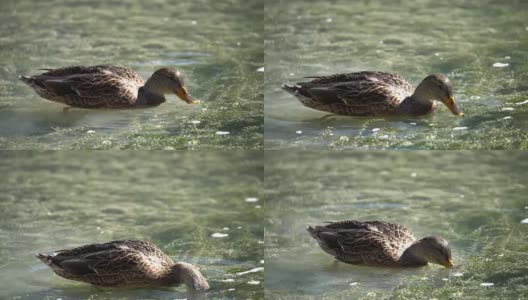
[166,262,209,290]
[137,86,166,107]
[399,96,436,115]
[412,79,438,103]
[399,242,428,267]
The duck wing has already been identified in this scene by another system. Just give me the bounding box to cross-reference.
[53,250,138,276]
[287,72,414,115]
[326,220,415,250]
[51,240,146,257]
[38,65,113,77]
[50,241,140,273]
[360,221,416,244]
[304,71,409,86]
[314,220,410,265]
[35,72,137,107]
[23,66,143,108]
[100,66,144,85]
[39,65,142,82]
[42,241,148,285]
[302,72,412,104]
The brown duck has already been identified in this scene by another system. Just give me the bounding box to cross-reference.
[19,65,197,108]
[36,240,210,290]
[283,72,464,116]
[307,220,454,268]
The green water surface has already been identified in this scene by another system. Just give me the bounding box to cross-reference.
[0,151,264,299]
[265,151,528,299]
[0,0,263,150]
[265,0,528,149]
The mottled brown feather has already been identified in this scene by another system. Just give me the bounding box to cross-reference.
[308,220,416,266]
[37,240,208,289]
[283,71,436,116]
[19,65,189,108]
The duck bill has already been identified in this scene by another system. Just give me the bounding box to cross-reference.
[444,259,454,268]
[442,96,464,116]
[175,87,197,104]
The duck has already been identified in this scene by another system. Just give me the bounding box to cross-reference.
[36,240,210,290]
[19,65,197,109]
[282,71,464,117]
[307,220,454,268]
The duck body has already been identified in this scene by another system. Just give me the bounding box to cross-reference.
[283,71,463,117]
[20,65,197,109]
[37,240,209,290]
[307,220,453,268]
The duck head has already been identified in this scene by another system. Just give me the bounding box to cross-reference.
[146,68,197,104]
[403,235,454,268]
[166,262,210,291]
[413,74,463,116]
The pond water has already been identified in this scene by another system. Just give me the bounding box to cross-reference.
[0,0,263,150]
[0,151,264,300]
[265,0,528,149]
[265,151,528,299]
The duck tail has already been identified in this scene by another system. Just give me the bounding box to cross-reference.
[18,75,34,85]
[306,225,318,238]
[36,253,49,260]
[281,84,300,95]
[36,253,54,266]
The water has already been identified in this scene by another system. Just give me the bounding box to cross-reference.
[265,0,528,149]
[0,151,264,299]
[2,1,528,300]
[0,0,263,150]
[265,151,528,299]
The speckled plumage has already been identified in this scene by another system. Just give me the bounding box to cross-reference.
[307,220,453,268]
[19,65,196,109]
[37,240,209,290]
[282,71,463,116]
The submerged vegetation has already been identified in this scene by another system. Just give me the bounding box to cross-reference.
[266,121,528,150]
